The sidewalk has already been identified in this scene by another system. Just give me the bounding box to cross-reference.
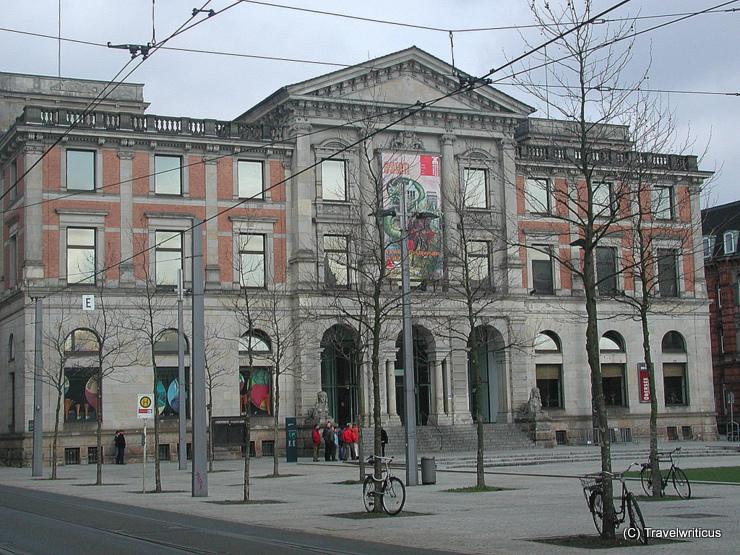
[1,452,738,554]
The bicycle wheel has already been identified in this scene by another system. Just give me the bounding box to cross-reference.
[672,467,691,499]
[588,490,604,536]
[640,465,653,497]
[381,477,406,515]
[626,493,648,545]
[362,475,378,512]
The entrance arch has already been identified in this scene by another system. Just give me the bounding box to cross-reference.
[468,326,505,423]
[320,325,360,425]
[395,325,434,426]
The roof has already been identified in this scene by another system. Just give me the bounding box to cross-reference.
[702,199,740,258]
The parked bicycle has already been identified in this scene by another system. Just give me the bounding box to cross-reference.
[580,464,647,544]
[640,447,691,499]
[363,455,406,515]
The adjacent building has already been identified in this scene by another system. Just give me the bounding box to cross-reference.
[702,200,740,435]
[0,47,716,465]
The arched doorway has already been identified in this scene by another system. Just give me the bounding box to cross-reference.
[395,326,433,426]
[320,325,359,425]
[468,326,505,423]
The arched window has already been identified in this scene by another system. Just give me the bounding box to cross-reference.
[239,330,271,354]
[535,331,562,409]
[662,331,688,406]
[535,330,561,353]
[154,328,189,355]
[662,331,686,353]
[8,334,15,361]
[599,331,625,352]
[64,328,100,355]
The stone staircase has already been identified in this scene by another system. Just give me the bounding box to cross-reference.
[361,422,535,455]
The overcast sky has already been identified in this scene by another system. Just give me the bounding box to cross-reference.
[2,0,738,205]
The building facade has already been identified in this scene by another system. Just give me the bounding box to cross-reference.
[702,201,740,436]
[0,48,716,465]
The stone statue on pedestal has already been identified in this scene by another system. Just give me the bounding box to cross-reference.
[308,391,332,425]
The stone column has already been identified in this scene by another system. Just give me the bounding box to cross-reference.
[118,151,135,284]
[385,359,401,425]
[289,121,316,287]
[204,158,220,286]
[23,145,45,281]
[501,138,524,294]
[431,358,452,425]
[440,134,458,280]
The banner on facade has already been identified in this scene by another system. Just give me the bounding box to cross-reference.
[638,363,651,403]
[381,152,443,282]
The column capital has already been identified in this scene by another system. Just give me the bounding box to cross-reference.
[441,133,456,146]
[117,150,135,161]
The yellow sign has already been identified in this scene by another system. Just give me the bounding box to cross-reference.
[137,394,154,419]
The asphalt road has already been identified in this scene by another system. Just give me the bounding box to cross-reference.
[0,485,459,555]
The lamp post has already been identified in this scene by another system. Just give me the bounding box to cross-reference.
[378,181,438,487]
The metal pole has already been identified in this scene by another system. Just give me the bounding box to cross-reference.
[142,421,147,494]
[399,180,418,486]
[177,269,187,470]
[191,220,208,496]
[32,298,43,477]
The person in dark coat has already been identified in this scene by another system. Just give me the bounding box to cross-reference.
[381,428,388,457]
[322,421,334,462]
[114,430,126,464]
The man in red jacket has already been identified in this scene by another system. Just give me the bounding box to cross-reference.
[311,424,321,462]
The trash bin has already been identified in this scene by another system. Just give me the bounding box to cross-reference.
[421,456,436,485]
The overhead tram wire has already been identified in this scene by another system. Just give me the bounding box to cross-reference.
[0,0,222,207]
[31,0,638,297]
[5,0,735,221]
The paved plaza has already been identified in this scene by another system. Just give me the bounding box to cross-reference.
[0,444,738,554]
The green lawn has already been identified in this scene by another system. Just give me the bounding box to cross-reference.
[627,466,740,484]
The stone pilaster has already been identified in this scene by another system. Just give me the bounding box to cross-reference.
[23,145,45,281]
[688,183,706,298]
[289,121,316,287]
[118,151,135,284]
[204,158,220,286]
[501,138,524,294]
[430,358,452,425]
[440,134,459,281]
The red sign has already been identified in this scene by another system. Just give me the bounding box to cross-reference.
[638,363,651,403]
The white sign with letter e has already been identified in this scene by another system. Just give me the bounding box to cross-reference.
[137,394,154,419]
[82,295,95,311]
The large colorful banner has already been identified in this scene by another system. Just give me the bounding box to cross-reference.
[381,152,443,282]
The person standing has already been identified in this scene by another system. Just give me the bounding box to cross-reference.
[323,421,334,462]
[332,424,339,462]
[114,430,126,464]
[381,428,388,457]
[351,423,359,460]
[311,424,322,462]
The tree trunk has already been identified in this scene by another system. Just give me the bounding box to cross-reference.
[95,368,103,485]
[207,402,214,473]
[371,310,383,512]
[640,309,661,496]
[51,387,62,480]
[468,312,486,488]
[153,365,162,493]
[243,410,251,501]
[273,368,280,477]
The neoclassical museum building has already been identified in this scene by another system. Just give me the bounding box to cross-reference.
[0,47,715,464]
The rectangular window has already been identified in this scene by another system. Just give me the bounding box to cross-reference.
[8,159,18,201]
[155,367,190,418]
[155,230,183,286]
[63,368,98,422]
[652,185,673,220]
[66,150,95,191]
[464,168,487,208]
[602,364,626,407]
[525,178,550,213]
[592,182,613,217]
[536,364,562,408]
[239,367,272,416]
[323,235,349,287]
[239,233,265,288]
[723,231,738,255]
[321,159,346,201]
[663,363,687,405]
[657,248,679,298]
[8,235,17,287]
[66,228,96,284]
[531,245,554,294]
[154,155,182,195]
[703,236,715,258]
[467,241,490,285]
[596,246,617,296]
[237,160,264,199]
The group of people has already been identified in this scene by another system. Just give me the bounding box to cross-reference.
[311,422,359,462]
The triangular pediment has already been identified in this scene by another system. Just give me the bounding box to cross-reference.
[240,47,534,121]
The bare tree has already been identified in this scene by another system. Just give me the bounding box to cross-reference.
[128,245,175,493]
[81,250,137,485]
[510,1,650,538]
[203,322,229,473]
